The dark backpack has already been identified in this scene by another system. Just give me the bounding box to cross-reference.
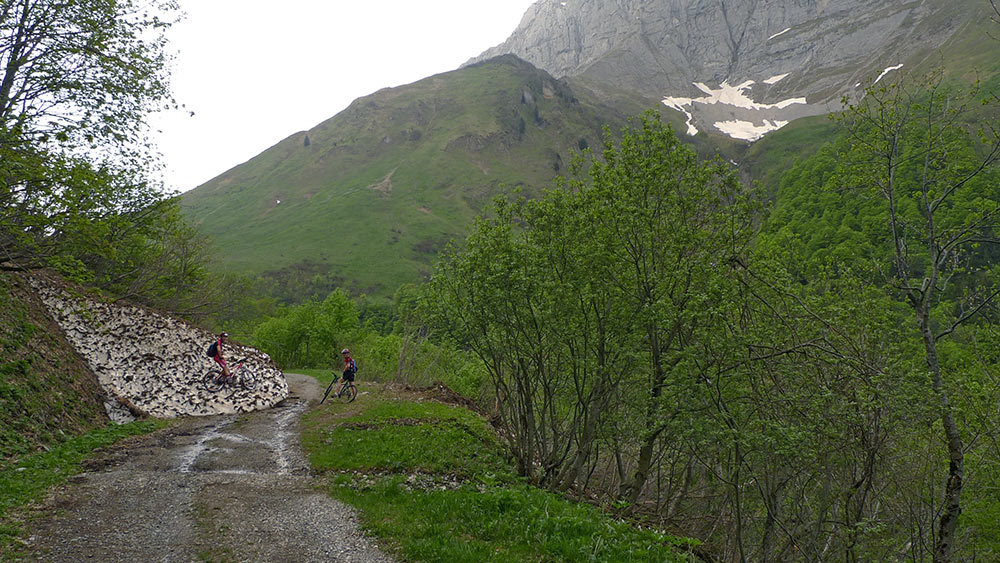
[347,358,358,375]
[206,341,218,358]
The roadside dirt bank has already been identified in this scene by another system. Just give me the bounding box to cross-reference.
[16,373,394,562]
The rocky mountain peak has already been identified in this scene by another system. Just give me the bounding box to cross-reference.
[467,0,980,141]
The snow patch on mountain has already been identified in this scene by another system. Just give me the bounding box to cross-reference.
[768,28,791,41]
[716,119,790,141]
[662,79,807,141]
[874,64,904,84]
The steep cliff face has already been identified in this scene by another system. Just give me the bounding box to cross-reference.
[469,0,981,140]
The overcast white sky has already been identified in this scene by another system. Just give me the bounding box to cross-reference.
[151,0,537,193]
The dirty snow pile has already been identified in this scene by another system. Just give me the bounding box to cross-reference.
[29,276,288,422]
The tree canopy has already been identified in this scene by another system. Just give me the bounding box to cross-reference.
[0,0,180,276]
[416,81,1000,560]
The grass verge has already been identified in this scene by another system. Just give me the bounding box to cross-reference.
[0,419,167,556]
[301,385,694,562]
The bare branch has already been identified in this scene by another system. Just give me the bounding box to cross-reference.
[935,286,1000,342]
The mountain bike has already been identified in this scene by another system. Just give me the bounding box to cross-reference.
[321,376,357,404]
[202,357,257,392]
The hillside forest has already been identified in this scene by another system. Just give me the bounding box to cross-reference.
[3,1,1000,562]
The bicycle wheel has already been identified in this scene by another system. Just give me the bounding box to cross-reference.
[339,383,357,404]
[240,374,257,391]
[203,370,225,392]
[320,379,336,404]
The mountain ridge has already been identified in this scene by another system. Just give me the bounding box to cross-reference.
[181,56,664,299]
[180,1,1000,301]
[466,0,987,141]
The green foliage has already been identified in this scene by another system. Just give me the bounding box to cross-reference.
[833,77,1000,285]
[250,290,360,368]
[345,329,487,396]
[302,388,694,562]
[702,263,938,559]
[0,0,177,152]
[0,1,219,320]
[423,112,761,495]
[755,72,1000,560]
[244,283,487,396]
[358,296,396,335]
[206,275,284,335]
[414,80,1000,559]
[0,1,180,272]
[80,197,224,314]
[1,143,161,272]
[761,142,889,279]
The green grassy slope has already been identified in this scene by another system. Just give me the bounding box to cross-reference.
[0,273,108,464]
[302,385,695,562]
[182,9,1000,303]
[181,56,663,300]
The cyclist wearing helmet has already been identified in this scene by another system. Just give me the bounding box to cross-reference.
[213,332,231,381]
[335,348,357,396]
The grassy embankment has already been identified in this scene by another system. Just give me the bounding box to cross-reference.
[301,372,695,562]
[0,420,166,555]
[0,272,167,554]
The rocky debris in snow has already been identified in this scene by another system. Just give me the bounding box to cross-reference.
[28,275,288,421]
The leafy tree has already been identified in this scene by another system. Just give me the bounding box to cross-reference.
[83,197,226,318]
[424,113,760,494]
[579,115,759,503]
[251,290,359,368]
[706,257,933,561]
[0,0,176,151]
[391,283,434,384]
[835,73,1000,562]
[0,0,179,271]
[425,195,588,483]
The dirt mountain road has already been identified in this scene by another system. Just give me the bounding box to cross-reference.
[20,374,394,562]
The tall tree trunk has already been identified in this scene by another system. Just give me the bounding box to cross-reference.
[620,337,665,502]
[556,397,600,491]
[514,358,539,483]
[919,309,964,563]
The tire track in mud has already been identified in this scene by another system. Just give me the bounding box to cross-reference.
[175,399,305,476]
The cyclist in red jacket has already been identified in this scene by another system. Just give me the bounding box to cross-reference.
[213,332,231,381]
[335,348,357,396]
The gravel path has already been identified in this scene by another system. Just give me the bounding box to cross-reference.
[20,374,395,562]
